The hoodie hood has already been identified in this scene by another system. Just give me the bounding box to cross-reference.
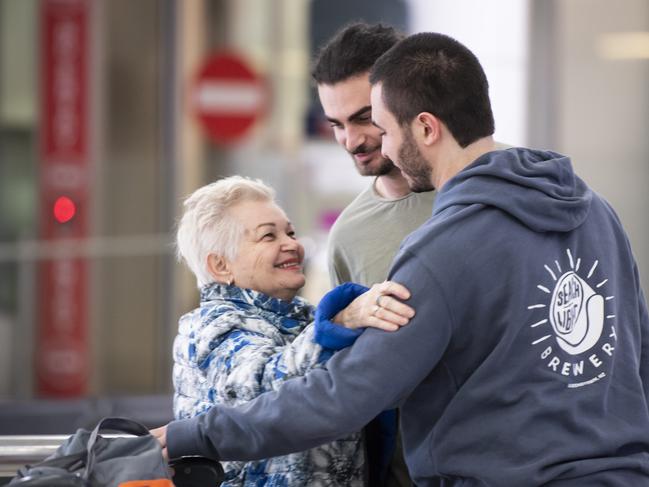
[434,148,592,233]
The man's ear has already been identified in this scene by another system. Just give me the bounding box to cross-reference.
[413,112,441,146]
[207,253,232,284]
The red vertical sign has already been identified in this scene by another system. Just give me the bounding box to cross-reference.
[37,0,92,396]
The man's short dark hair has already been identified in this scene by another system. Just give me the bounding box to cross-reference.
[369,32,495,148]
[311,22,404,85]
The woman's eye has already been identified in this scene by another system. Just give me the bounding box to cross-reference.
[262,233,275,240]
[287,231,296,239]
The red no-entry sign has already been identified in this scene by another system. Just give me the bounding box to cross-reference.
[192,52,267,145]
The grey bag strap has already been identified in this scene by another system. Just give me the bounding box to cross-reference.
[83,417,152,481]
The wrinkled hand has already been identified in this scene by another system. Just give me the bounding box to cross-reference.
[334,280,414,331]
[150,425,169,461]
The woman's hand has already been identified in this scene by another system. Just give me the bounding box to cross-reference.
[150,425,169,461]
[333,281,415,331]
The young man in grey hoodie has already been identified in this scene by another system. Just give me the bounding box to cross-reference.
[154,32,649,486]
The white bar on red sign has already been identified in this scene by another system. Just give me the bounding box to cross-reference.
[195,81,264,114]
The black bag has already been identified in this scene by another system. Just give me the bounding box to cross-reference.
[9,417,172,487]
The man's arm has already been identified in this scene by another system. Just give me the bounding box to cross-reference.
[165,250,453,461]
[635,264,649,406]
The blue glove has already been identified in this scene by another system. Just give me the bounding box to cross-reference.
[314,282,369,350]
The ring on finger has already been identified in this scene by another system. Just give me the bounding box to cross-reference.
[375,294,384,307]
[372,304,380,316]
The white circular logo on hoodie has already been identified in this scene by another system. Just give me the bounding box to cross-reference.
[529,249,616,388]
[549,271,604,355]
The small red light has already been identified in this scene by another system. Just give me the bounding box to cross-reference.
[53,196,76,223]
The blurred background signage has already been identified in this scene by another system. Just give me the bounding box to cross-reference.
[37,0,92,397]
[192,51,267,145]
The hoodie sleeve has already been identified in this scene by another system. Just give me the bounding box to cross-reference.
[635,266,649,405]
[165,249,453,461]
[205,315,331,407]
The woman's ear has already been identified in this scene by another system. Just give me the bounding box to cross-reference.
[414,112,441,146]
[207,253,233,285]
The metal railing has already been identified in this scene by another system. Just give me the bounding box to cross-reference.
[0,234,173,263]
[0,435,68,478]
[0,435,225,486]
[0,434,129,479]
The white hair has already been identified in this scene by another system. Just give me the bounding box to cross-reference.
[176,175,276,288]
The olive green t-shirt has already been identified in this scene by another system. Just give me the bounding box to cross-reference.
[327,181,436,287]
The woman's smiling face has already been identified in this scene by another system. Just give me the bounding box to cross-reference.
[226,199,305,301]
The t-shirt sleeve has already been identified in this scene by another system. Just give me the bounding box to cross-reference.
[327,239,352,287]
[326,213,355,287]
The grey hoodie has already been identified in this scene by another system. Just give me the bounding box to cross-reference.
[167,148,649,486]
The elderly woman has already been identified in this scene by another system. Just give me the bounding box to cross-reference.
[172,176,414,486]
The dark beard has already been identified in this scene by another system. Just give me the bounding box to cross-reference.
[350,143,396,176]
[354,155,395,176]
[398,131,434,192]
